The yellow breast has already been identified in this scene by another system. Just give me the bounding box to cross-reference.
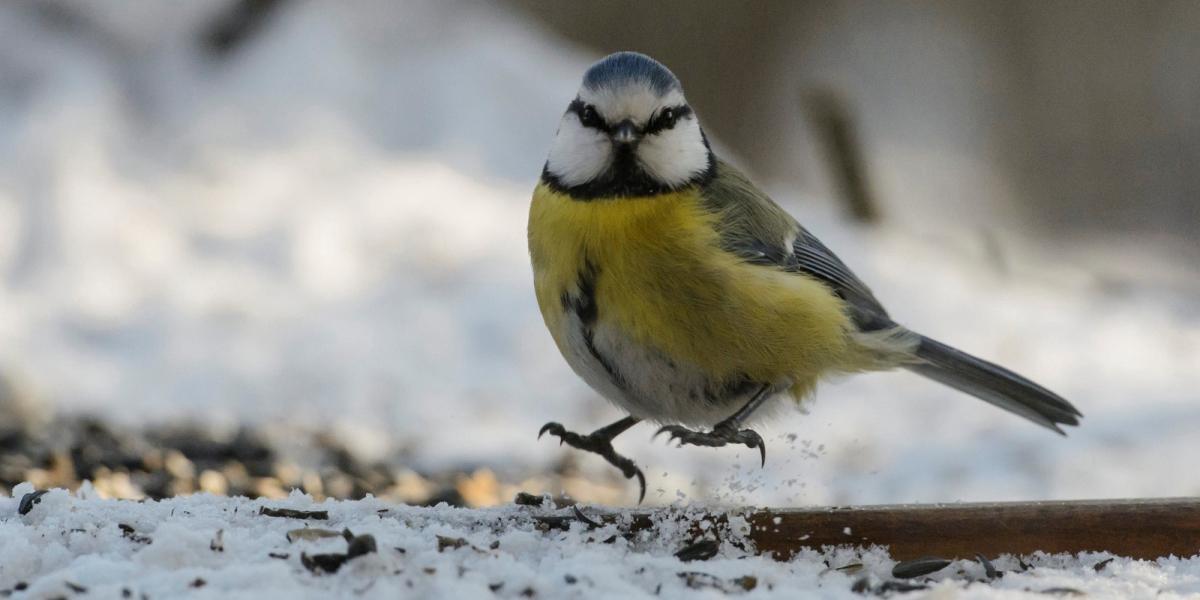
[528,183,854,388]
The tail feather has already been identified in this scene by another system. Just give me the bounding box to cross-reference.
[904,335,1082,434]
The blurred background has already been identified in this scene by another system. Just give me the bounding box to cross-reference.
[0,0,1197,507]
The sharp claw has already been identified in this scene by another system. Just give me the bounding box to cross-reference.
[540,420,646,503]
[668,430,687,445]
[652,426,671,441]
[538,422,562,440]
[740,431,766,467]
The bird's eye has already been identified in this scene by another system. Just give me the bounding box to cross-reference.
[646,105,688,134]
[580,105,602,129]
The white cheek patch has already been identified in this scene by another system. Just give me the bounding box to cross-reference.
[636,116,709,187]
[545,114,612,187]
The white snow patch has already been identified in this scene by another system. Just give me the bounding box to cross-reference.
[2,488,1200,598]
[0,0,1197,510]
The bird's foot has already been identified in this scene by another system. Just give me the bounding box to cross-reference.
[538,422,647,503]
[655,423,767,467]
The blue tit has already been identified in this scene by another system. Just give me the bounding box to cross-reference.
[528,51,1080,501]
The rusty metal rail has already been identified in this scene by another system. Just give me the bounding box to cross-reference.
[541,498,1200,560]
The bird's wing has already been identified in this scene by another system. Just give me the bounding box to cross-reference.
[699,159,894,331]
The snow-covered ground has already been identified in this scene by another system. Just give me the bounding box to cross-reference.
[4,485,1200,599]
[1,0,1198,512]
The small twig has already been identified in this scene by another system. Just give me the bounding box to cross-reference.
[803,88,880,224]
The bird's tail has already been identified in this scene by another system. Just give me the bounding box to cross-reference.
[903,335,1082,434]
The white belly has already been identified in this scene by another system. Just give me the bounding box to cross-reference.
[559,311,778,427]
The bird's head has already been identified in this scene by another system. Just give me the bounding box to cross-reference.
[543,52,713,199]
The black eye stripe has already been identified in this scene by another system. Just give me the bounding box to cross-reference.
[644,104,692,135]
[567,99,607,131]
[565,99,692,135]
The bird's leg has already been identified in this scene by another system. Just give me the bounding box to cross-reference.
[538,416,646,502]
[656,384,771,466]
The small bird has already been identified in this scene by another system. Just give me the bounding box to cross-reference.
[528,52,1080,502]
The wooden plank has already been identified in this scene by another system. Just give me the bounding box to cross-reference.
[748,498,1200,560]
[541,498,1200,561]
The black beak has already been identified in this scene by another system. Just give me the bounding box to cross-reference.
[611,120,639,145]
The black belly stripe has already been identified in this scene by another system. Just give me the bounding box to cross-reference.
[561,260,628,391]
[583,328,628,391]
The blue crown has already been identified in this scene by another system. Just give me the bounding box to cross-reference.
[582,52,680,95]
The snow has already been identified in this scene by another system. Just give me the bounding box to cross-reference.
[1,0,1196,508]
[4,484,1200,599]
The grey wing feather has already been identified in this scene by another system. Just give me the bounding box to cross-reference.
[699,160,1081,432]
[700,159,894,331]
[787,226,895,330]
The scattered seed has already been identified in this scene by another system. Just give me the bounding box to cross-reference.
[733,576,757,591]
[674,539,719,562]
[976,554,999,579]
[878,580,929,593]
[287,528,342,543]
[437,536,468,552]
[514,492,546,507]
[1093,558,1113,572]
[18,491,48,516]
[572,506,602,529]
[1040,587,1085,596]
[346,534,377,559]
[301,552,347,574]
[677,572,756,593]
[892,557,952,579]
[678,572,723,590]
[851,577,872,594]
[259,507,328,520]
[118,524,151,544]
